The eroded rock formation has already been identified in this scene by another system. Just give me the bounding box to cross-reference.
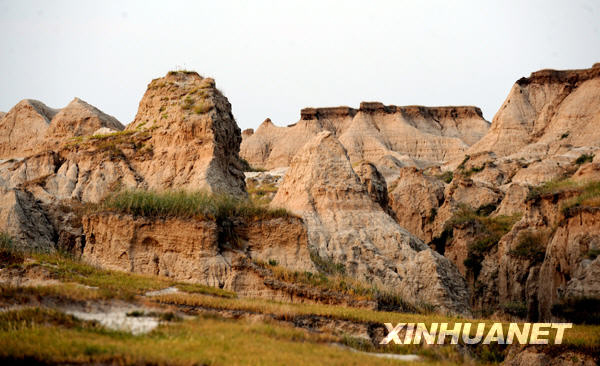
[241,102,490,176]
[271,131,471,315]
[467,64,600,160]
[0,99,58,158]
[126,71,246,196]
[0,71,247,250]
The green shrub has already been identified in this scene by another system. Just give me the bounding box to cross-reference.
[587,248,600,260]
[182,95,195,110]
[446,206,520,278]
[551,297,600,324]
[240,158,266,172]
[509,231,547,263]
[0,232,24,266]
[560,132,570,139]
[257,259,420,313]
[457,155,470,170]
[100,189,291,221]
[375,292,419,313]
[193,101,213,114]
[526,178,583,201]
[436,171,453,184]
[476,203,497,216]
[464,165,484,177]
[309,250,345,275]
[575,153,594,165]
[561,181,600,215]
[472,343,506,363]
[500,301,528,319]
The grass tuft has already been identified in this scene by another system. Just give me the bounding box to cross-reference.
[0,232,24,266]
[508,230,547,263]
[436,170,454,184]
[438,205,520,278]
[100,189,291,221]
[575,153,594,165]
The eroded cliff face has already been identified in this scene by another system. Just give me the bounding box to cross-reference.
[270,131,471,315]
[0,71,247,250]
[82,212,382,306]
[126,71,246,196]
[2,64,600,326]
[42,98,124,150]
[466,64,600,161]
[241,102,490,175]
[0,100,58,159]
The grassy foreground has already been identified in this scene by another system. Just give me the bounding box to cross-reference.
[0,308,412,366]
[1,252,599,365]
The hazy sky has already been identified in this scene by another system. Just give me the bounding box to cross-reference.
[1,1,599,130]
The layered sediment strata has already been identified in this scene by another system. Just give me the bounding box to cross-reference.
[465,63,600,161]
[271,131,471,315]
[241,103,490,173]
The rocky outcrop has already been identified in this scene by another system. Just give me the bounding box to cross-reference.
[42,98,124,149]
[82,212,325,299]
[0,187,56,251]
[127,71,246,196]
[0,98,123,159]
[537,206,600,320]
[354,161,389,212]
[387,167,445,242]
[0,100,58,158]
[270,131,471,314]
[0,71,249,253]
[466,64,600,161]
[1,71,246,201]
[241,103,490,175]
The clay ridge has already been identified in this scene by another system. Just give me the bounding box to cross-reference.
[516,63,600,86]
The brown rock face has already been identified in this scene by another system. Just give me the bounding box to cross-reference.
[128,71,246,196]
[0,100,58,158]
[467,64,600,160]
[271,131,471,315]
[42,98,124,149]
[0,71,248,252]
[82,213,316,296]
[240,103,490,174]
[503,346,597,366]
[0,187,56,251]
[354,161,389,211]
[387,167,445,242]
[537,207,600,320]
[1,71,246,202]
[0,98,124,159]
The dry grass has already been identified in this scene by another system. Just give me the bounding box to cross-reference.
[193,100,213,114]
[0,232,24,267]
[151,291,600,347]
[257,260,419,312]
[3,253,236,301]
[89,130,135,140]
[1,252,598,364]
[99,189,292,221]
[0,308,418,366]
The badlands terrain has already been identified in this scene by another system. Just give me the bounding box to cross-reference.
[0,64,599,365]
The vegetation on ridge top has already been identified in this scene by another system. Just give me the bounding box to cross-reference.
[99,189,291,221]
